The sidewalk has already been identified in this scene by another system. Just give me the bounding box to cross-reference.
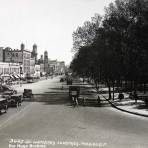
[74,79,148,117]
[108,97,148,117]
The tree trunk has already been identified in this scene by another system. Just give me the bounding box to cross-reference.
[112,81,115,101]
[108,85,112,100]
[107,80,112,100]
[94,79,99,93]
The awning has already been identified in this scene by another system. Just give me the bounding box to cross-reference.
[1,74,10,77]
[12,75,19,79]
[16,74,20,78]
[10,75,15,80]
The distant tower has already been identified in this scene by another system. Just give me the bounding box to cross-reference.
[38,55,44,64]
[32,44,38,64]
[40,55,43,63]
[21,43,25,50]
[44,51,48,74]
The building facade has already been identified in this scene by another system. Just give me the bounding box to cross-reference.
[34,64,40,78]
[3,47,22,63]
[3,43,31,76]
[48,60,65,75]
[21,43,31,75]
[1,44,66,78]
[40,63,44,75]
[49,60,57,74]
[0,62,20,75]
[30,58,35,76]
[0,62,20,82]
[57,61,65,74]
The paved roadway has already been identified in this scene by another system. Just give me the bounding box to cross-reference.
[0,76,148,148]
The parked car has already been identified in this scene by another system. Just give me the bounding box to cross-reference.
[0,85,17,96]
[0,98,8,113]
[0,85,23,108]
[7,94,23,107]
[27,79,34,83]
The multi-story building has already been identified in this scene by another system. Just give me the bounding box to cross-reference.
[49,60,57,74]
[0,62,20,82]
[34,64,40,78]
[2,44,66,78]
[0,62,20,75]
[3,47,22,63]
[57,61,65,74]
[3,43,31,76]
[37,55,44,76]
[30,58,35,76]
[40,63,44,76]
[48,60,65,75]
[21,43,31,75]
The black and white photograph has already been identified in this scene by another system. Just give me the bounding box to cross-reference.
[0,0,148,148]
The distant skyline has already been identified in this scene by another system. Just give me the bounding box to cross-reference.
[0,0,113,65]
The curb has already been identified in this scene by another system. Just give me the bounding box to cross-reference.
[101,94,148,118]
[86,83,148,118]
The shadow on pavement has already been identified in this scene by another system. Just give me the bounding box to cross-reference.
[33,93,69,104]
[133,104,148,110]
[28,92,110,107]
[23,80,110,107]
[48,87,68,90]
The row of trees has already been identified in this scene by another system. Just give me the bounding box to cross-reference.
[70,0,148,99]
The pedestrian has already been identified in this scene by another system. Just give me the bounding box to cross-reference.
[133,90,138,103]
[118,92,124,101]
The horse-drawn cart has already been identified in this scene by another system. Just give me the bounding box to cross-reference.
[69,86,80,106]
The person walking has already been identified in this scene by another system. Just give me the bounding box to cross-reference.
[133,90,138,103]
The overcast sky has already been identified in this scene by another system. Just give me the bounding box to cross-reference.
[0,0,113,64]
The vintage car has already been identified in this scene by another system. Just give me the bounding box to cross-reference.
[0,85,17,96]
[7,94,23,107]
[0,85,21,107]
[0,98,8,113]
[23,89,33,99]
